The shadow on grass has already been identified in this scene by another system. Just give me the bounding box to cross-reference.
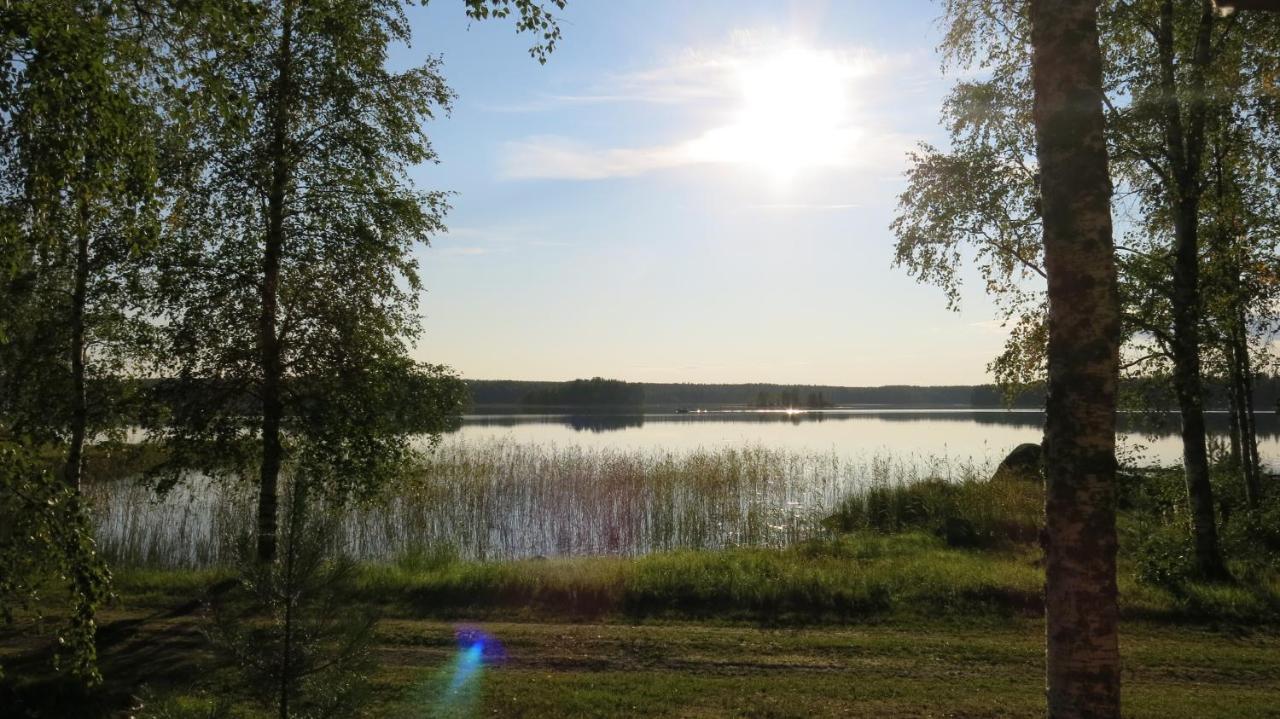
[0,579,236,718]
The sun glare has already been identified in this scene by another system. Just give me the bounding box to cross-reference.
[689,45,860,181]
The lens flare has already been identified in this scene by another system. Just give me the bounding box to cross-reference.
[408,625,506,716]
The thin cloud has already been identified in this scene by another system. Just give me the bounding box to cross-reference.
[968,319,1011,336]
[495,33,917,182]
[437,246,491,256]
[500,136,687,180]
[748,202,863,210]
[490,33,890,112]
[499,129,913,181]
[434,224,571,252]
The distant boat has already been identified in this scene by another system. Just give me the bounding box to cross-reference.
[675,408,691,414]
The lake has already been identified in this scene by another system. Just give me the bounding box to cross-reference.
[452,409,1280,470]
[92,409,1280,567]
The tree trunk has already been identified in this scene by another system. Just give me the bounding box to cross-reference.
[256,2,295,564]
[1157,0,1229,581]
[1232,311,1261,505]
[64,197,91,493]
[1242,359,1261,494]
[1028,1,1122,716]
[1227,383,1242,471]
[1169,199,1229,579]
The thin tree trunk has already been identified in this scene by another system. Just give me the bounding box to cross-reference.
[1209,115,1259,507]
[64,197,91,493]
[279,480,303,719]
[1234,312,1261,504]
[1243,365,1261,490]
[1170,199,1228,578]
[1227,382,1242,471]
[1158,0,1229,580]
[257,2,295,564]
[1029,1,1121,716]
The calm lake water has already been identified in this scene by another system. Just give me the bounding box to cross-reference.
[92,409,1280,567]
[453,409,1280,470]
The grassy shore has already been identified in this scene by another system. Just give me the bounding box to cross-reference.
[3,537,1278,717]
[108,532,1279,626]
[6,443,1280,716]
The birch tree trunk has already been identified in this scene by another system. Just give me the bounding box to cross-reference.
[1029,0,1122,715]
[257,0,296,564]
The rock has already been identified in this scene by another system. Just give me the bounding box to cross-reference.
[991,443,1043,483]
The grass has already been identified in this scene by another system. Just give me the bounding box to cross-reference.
[9,443,1280,716]
[5,606,1280,717]
[356,532,1045,622]
[106,531,1276,627]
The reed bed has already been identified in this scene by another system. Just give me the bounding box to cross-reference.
[88,438,992,568]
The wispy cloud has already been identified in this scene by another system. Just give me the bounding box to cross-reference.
[437,246,490,256]
[500,136,687,180]
[499,128,913,181]
[495,32,917,182]
[432,224,571,254]
[967,319,1011,336]
[490,31,889,111]
[747,202,863,210]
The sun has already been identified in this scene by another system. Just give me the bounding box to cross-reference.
[688,46,859,181]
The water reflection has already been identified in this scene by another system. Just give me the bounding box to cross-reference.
[455,409,1280,469]
[462,409,1279,436]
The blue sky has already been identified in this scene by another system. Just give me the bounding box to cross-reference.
[397,0,1016,386]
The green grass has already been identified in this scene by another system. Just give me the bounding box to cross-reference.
[8,526,1280,717]
[108,532,1277,626]
[7,613,1279,718]
[13,447,1280,716]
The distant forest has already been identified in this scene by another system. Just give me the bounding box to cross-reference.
[468,376,1280,411]
[520,378,645,408]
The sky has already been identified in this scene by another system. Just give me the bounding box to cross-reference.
[395,0,1020,386]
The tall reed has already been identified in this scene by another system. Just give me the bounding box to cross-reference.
[89,439,991,568]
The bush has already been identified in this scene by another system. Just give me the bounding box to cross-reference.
[1133,521,1196,593]
[823,477,1042,548]
[0,442,111,684]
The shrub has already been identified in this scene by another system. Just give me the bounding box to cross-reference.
[1133,522,1196,593]
[823,477,1042,548]
[206,482,377,718]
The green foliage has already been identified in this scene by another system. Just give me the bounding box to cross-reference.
[463,0,567,63]
[0,0,163,445]
[0,443,112,683]
[1132,521,1197,593]
[521,377,645,407]
[207,483,378,718]
[146,0,471,501]
[1124,463,1280,602]
[893,0,1280,396]
[133,689,233,719]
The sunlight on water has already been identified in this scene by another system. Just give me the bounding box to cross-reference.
[87,411,1280,568]
[451,409,1280,469]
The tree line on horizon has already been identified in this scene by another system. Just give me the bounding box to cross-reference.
[520,377,646,407]
[466,375,1280,412]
